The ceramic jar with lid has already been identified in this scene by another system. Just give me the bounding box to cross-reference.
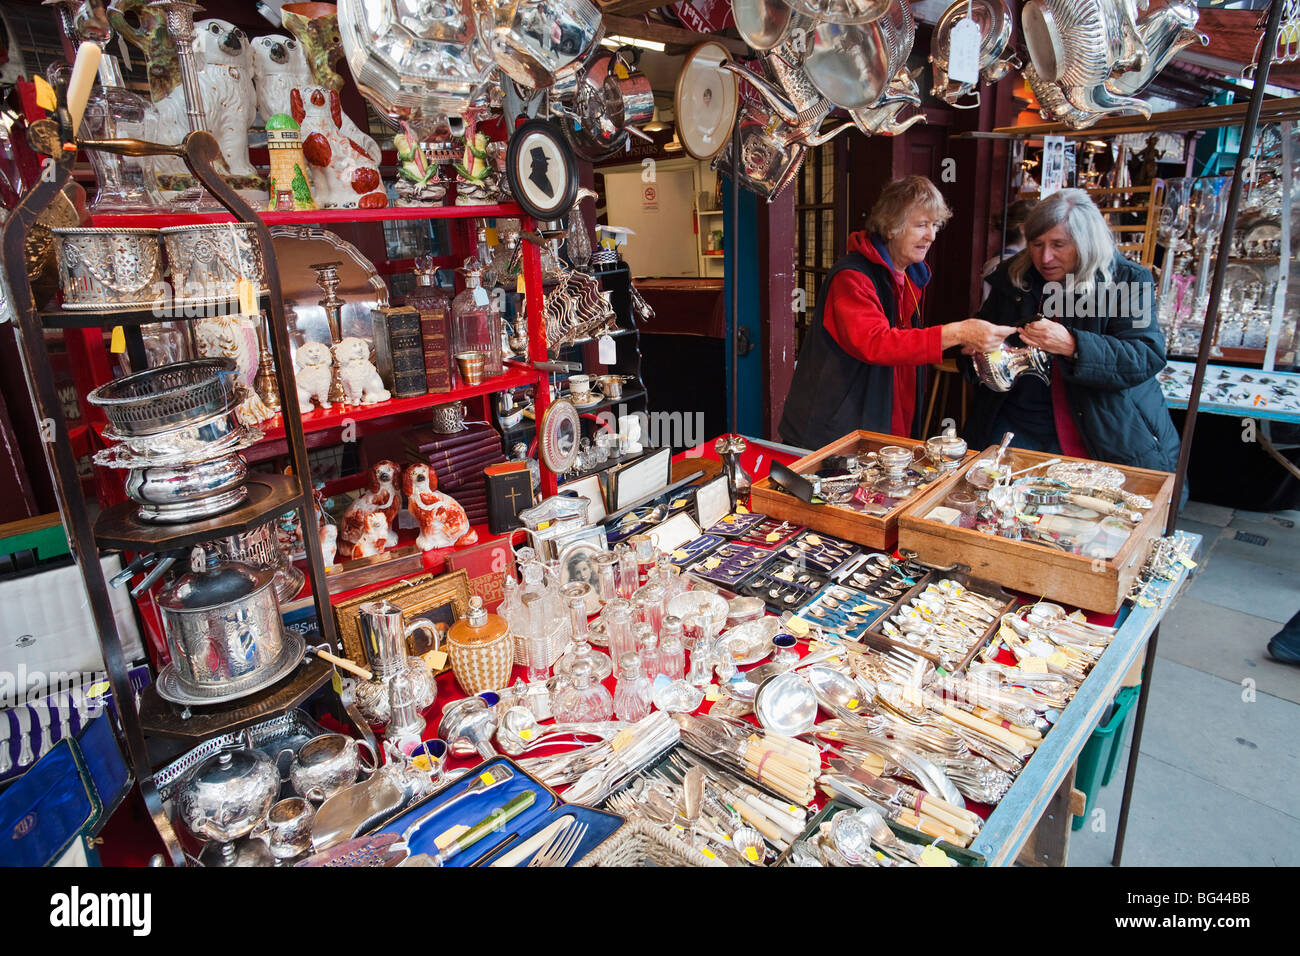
[446,595,515,696]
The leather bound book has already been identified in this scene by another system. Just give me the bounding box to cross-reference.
[370,306,427,399]
[418,306,456,393]
[485,460,534,535]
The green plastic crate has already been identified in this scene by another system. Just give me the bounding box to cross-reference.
[1072,684,1140,831]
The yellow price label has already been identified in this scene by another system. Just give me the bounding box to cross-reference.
[516,273,526,294]
[672,498,687,509]
[422,649,448,671]
[766,532,781,542]
[920,845,952,867]
[736,505,749,514]
[744,846,760,862]
[786,616,810,636]
[485,227,498,246]
[614,60,630,80]
[804,534,821,545]
[109,327,126,354]
[1048,651,1070,668]
[672,549,689,560]
[87,681,110,698]
[847,698,859,709]
[700,847,717,860]
[34,76,56,111]
[330,670,343,695]
[1178,555,1197,569]
[479,771,496,786]
[237,277,258,316]
[519,728,533,741]
[537,520,551,531]
[722,515,737,523]
[1020,657,1050,674]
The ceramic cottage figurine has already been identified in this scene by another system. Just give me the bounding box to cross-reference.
[291,87,386,209]
[342,460,404,549]
[294,340,335,411]
[334,337,391,405]
[263,114,316,211]
[404,464,477,550]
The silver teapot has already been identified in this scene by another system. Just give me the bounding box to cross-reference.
[1105,1,1207,98]
[803,0,916,111]
[177,746,281,865]
[287,733,378,803]
[972,345,1052,393]
[930,0,1020,109]
[848,69,925,136]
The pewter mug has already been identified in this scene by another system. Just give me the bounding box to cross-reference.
[287,733,379,802]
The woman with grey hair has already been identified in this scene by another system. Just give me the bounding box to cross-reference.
[962,188,1180,473]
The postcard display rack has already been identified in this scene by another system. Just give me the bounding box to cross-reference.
[2,123,559,863]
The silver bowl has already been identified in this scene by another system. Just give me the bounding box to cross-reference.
[754,671,818,736]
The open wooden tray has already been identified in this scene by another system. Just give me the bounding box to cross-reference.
[897,446,1175,614]
[747,430,975,551]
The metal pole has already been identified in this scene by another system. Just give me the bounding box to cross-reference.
[1112,0,1285,868]
[729,115,741,436]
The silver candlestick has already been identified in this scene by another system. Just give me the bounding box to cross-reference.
[310,260,347,406]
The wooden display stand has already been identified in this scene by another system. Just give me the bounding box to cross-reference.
[747,430,974,551]
[897,446,1175,613]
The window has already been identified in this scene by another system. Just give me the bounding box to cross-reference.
[794,143,843,350]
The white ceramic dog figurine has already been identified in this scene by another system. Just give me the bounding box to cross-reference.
[342,460,403,548]
[147,20,259,189]
[294,340,334,411]
[403,463,477,551]
[291,86,387,209]
[319,521,338,567]
[335,337,391,405]
[251,33,309,123]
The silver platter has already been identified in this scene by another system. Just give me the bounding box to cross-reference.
[155,631,306,707]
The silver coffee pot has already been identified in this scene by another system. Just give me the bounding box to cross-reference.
[352,600,439,732]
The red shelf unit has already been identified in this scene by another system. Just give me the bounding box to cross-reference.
[89,203,527,229]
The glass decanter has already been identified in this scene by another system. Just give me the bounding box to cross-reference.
[80,56,166,213]
[658,617,686,681]
[553,659,613,723]
[556,587,612,681]
[613,652,653,723]
[451,259,505,383]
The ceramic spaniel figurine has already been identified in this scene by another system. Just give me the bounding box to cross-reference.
[334,337,391,405]
[294,341,334,411]
[250,34,310,123]
[342,460,403,548]
[342,511,389,560]
[291,87,387,209]
[404,464,477,551]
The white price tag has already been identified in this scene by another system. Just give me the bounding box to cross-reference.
[472,285,490,307]
[948,18,981,85]
[598,334,617,364]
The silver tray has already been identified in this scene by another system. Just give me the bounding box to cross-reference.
[154,631,306,707]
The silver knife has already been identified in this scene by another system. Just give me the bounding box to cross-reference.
[15,707,34,767]
[57,694,72,741]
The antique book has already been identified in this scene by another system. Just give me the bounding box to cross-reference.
[370,306,427,398]
[485,460,535,535]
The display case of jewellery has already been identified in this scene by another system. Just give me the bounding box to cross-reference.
[748,430,977,551]
[897,447,1175,614]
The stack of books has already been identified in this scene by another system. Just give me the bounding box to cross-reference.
[402,423,506,527]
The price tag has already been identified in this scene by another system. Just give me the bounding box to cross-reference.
[517,273,527,294]
[947,18,981,85]
[920,844,953,868]
[472,285,490,307]
[519,728,534,741]
[109,326,126,354]
[613,60,630,81]
[1178,555,1198,569]
[736,505,749,514]
[1020,657,1050,674]
[672,549,690,560]
[786,616,810,637]
[237,277,258,316]
[331,670,343,695]
[804,534,821,544]
[847,698,859,710]
[34,76,56,111]
[766,532,781,542]
[744,846,760,862]
[700,847,717,860]
[422,649,448,671]
[704,686,722,702]
[610,729,633,751]
[1136,596,1157,608]
[479,771,496,786]
[672,498,687,509]
[87,681,111,699]
[598,334,616,364]
[485,227,498,246]
[1048,651,1070,669]
[722,515,737,524]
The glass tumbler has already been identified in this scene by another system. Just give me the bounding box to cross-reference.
[602,598,637,665]
[658,617,686,681]
[616,544,640,599]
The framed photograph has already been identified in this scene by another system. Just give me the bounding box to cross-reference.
[559,473,608,524]
[558,539,604,614]
[332,570,472,671]
[505,118,579,223]
[694,475,731,530]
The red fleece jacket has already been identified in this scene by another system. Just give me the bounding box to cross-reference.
[823,232,944,437]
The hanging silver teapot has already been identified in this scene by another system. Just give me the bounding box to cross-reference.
[803,0,915,111]
[483,0,604,89]
[848,69,925,136]
[1105,1,1207,97]
[930,0,1020,109]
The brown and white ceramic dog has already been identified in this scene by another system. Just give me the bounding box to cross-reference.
[342,460,403,549]
[341,511,387,560]
[290,86,386,209]
[404,464,477,551]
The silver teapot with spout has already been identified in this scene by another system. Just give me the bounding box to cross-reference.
[930,0,1020,109]
[351,600,439,732]
[972,344,1053,393]
[849,69,925,136]
[1105,1,1207,98]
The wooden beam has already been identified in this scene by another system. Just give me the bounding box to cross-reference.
[600,14,749,56]
[991,98,1300,139]
[599,0,675,17]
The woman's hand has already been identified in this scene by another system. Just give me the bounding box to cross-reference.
[945,319,1018,354]
[1020,318,1077,357]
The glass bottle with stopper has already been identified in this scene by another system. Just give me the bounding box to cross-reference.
[451,257,504,386]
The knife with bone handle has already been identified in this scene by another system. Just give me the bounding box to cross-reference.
[15,707,34,767]
[828,759,982,837]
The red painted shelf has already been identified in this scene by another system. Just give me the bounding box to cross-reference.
[89,202,525,229]
[255,362,542,444]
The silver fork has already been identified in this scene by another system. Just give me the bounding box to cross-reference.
[528,821,589,868]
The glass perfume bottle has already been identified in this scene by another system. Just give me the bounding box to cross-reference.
[79,55,166,213]
[451,259,504,384]
[634,623,664,680]
[658,617,686,681]
[554,659,613,722]
[556,586,612,681]
[613,652,653,723]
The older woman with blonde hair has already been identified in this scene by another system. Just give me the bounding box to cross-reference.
[963,188,1180,473]
[780,175,1014,448]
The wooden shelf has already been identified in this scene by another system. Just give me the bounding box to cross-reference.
[89,202,525,229]
[253,362,542,445]
[93,474,304,552]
